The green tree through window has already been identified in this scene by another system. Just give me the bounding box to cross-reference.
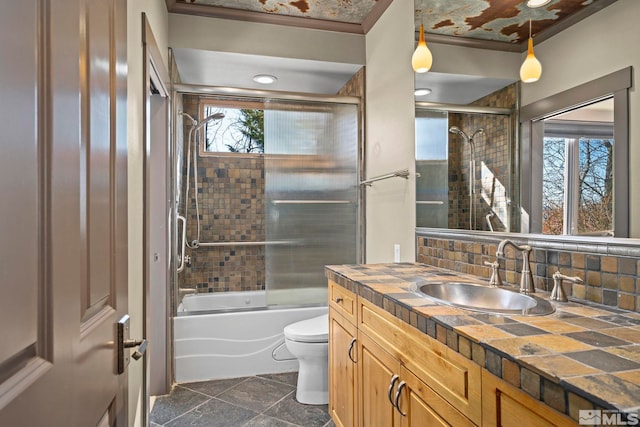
[226,109,264,153]
[202,105,265,154]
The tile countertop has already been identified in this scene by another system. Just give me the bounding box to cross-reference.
[325,263,640,419]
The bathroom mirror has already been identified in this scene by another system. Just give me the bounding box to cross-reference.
[415,82,519,232]
[416,67,632,239]
[521,67,631,238]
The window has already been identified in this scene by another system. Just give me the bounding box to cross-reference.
[542,123,614,235]
[200,100,265,154]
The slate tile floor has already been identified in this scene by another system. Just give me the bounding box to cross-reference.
[151,373,335,427]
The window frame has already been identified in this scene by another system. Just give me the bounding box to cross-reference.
[520,67,631,237]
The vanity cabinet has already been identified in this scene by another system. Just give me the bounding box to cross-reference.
[358,297,482,425]
[329,281,480,427]
[328,280,576,427]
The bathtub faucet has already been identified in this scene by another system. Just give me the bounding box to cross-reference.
[179,287,197,297]
[495,239,535,294]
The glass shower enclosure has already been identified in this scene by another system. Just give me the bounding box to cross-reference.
[264,101,359,306]
[173,91,360,310]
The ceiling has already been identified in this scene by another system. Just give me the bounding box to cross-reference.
[169,0,617,103]
[415,0,617,49]
[167,0,389,34]
[173,48,362,95]
[168,0,617,49]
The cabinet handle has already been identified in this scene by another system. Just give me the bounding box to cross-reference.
[347,337,357,363]
[394,381,407,416]
[334,297,344,303]
[387,374,399,407]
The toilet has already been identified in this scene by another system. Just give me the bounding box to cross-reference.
[284,313,329,405]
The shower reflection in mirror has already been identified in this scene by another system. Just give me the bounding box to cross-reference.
[415,108,514,232]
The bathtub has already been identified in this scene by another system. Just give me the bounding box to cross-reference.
[174,290,328,383]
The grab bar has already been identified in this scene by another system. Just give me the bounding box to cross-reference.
[360,168,412,186]
[177,215,187,272]
[486,212,495,232]
[416,201,445,205]
[271,200,351,205]
[197,240,293,247]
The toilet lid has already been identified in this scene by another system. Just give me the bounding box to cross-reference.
[284,314,328,343]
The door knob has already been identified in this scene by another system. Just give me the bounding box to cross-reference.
[117,315,148,374]
[124,338,148,361]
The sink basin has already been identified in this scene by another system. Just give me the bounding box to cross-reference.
[416,282,555,316]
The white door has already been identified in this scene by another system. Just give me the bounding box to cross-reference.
[0,0,131,425]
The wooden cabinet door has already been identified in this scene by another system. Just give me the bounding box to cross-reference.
[399,366,476,427]
[358,331,402,427]
[482,369,576,427]
[329,308,358,427]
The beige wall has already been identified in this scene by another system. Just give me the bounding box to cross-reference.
[127,1,168,426]
[364,0,416,262]
[169,13,365,64]
[520,0,639,236]
[429,42,520,80]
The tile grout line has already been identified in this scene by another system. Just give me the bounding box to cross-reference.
[157,397,213,426]
[259,389,296,416]
[239,387,301,427]
[177,376,252,398]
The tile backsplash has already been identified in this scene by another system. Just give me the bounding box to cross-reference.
[416,231,639,312]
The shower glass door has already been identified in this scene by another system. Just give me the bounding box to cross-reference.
[264,100,359,306]
[415,110,449,228]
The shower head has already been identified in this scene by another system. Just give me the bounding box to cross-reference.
[471,127,485,140]
[449,126,469,141]
[193,112,225,132]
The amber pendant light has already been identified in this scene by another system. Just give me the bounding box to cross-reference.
[412,19,433,73]
[520,20,542,83]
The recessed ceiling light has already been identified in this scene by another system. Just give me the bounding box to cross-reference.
[527,0,551,7]
[414,88,432,96]
[253,74,277,85]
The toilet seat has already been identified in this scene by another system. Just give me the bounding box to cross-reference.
[284,314,328,343]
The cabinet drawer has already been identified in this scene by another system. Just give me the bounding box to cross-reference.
[358,298,482,425]
[329,280,357,324]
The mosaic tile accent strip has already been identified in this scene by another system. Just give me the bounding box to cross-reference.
[326,263,640,422]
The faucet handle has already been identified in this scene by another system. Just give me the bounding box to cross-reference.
[550,270,583,302]
[484,260,503,287]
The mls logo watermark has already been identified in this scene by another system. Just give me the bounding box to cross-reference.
[579,410,640,426]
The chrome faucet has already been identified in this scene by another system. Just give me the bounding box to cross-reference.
[483,260,503,287]
[550,270,583,302]
[495,239,535,294]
